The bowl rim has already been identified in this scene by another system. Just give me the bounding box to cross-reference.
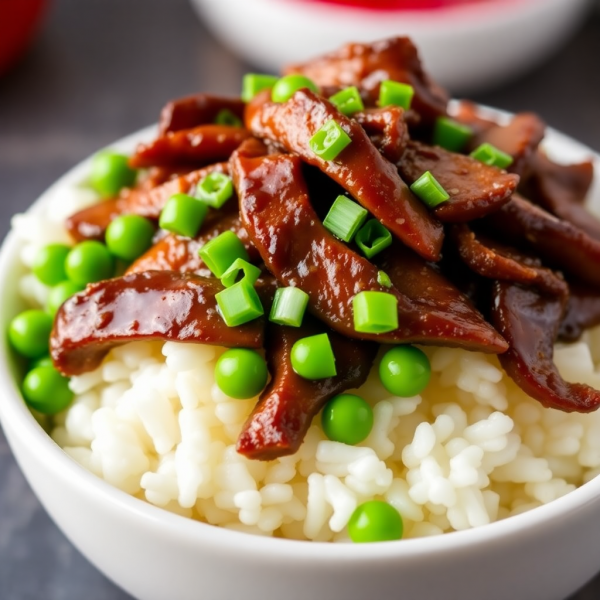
[0,108,599,562]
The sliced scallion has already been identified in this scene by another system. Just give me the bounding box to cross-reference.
[353,291,398,334]
[241,74,278,103]
[220,258,261,289]
[323,195,368,242]
[159,193,208,238]
[215,280,264,327]
[355,219,392,259]
[433,117,473,152]
[215,109,243,127]
[269,287,309,327]
[309,119,352,161]
[198,231,249,278]
[329,86,364,116]
[377,271,392,289]
[378,80,414,110]
[470,143,513,169]
[410,171,450,208]
[196,172,234,209]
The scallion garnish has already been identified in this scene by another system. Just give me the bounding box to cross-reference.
[220,258,262,289]
[269,287,309,327]
[159,193,208,238]
[323,195,368,242]
[196,172,234,209]
[215,280,264,327]
[309,119,352,161]
[433,117,473,152]
[377,271,392,289]
[215,109,243,127]
[378,80,414,110]
[470,143,513,169]
[329,86,364,116]
[353,291,399,334]
[241,74,278,103]
[410,171,450,208]
[198,231,249,278]
[355,219,392,259]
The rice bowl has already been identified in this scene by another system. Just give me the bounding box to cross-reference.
[1,114,600,599]
[7,114,600,540]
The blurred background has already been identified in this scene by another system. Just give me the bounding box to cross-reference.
[1,0,600,598]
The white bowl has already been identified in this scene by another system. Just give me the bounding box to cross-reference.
[1,117,600,600]
[190,0,592,93]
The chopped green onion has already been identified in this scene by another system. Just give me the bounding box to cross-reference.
[290,333,337,380]
[159,193,209,238]
[215,280,264,327]
[309,119,352,161]
[410,171,450,208]
[329,86,364,116]
[355,219,392,259]
[377,271,392,288]
[241,74,278,103]
[378,80,414,110]
[32,244,70,286]
[323,195,368,242]
[195,172,234,209]
[198,231,250,278]
[220,258,261,288]
[470,143,513,169]
[215,109,243,127]
[433,117,473,152]
[105,215,155,261]
[271,74,319,103]
[269,286,309,327]
[353,291,398,334]
[215,349,268,399]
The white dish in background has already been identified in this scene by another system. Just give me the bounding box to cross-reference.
[190,0,591,93]
[0,111,599,600]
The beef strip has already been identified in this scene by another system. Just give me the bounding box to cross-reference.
[51,271,265,376]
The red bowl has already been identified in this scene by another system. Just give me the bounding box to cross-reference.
[0,0,48,75]
[307,0,483,9]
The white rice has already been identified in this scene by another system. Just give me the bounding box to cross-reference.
[13,183,600,542]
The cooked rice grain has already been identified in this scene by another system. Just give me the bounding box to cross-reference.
[12,188,600,541]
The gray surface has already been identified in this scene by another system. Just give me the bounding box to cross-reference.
[0,0,599,598]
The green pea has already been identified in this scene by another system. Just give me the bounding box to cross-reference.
[271,74,319,103]
[47,280,85,316]
[8,310,53,358]
[32,244,70,286]
[105,215,155,261]
[214,349,268,399]
[90,150,137,198]
[290,333,336,380]
[348,501,403,543]
[321,394,373,445]
[22,366,74,415]
[65,241,114,285]
[379,345,431,397]
[31,356,53,369]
